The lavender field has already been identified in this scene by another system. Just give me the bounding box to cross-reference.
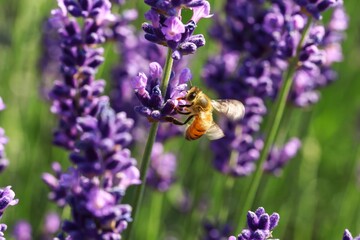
[0,0,359,239]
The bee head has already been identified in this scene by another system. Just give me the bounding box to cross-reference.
[186,87,201,101]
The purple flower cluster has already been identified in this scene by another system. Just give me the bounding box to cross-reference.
[43,101,140,238]
[44,1,141,238]
[343,229,360,240]
[0,186,18,239]
[142,0,212,59]
[202,220,233,240]
[202,0,347,177]
[12,220,32,240]
[229,207,279,240]
[146,142,177,191]
[0,98,18,239]
[49,0,116,150]
[294,0,342,20]
[131,62,191,122]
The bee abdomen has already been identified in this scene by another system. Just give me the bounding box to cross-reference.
[185,116,210,140]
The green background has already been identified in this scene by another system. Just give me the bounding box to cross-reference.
[0,0,359,239]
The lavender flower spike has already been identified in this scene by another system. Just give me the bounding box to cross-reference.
[132,62,191,122]
[0,186,18,218]
[146,142,177,191]
[142,0,212,59]
[229,207,279,240]
[343,229,360,240]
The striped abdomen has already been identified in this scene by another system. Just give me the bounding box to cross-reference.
[185,112,213,140]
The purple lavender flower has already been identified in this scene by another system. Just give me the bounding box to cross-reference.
[44,1,141,238]
[202,220,233,240]
[293,0,342,20]
[42,162,68,207]
[13,220,32,240]
[0,98,8,174]
[42,212,61,238]
[44,102,140,238]
[49,0,117,150]
[70,101,136,179]
[343,229,360,240]
[0,98,18,239]
[131,62,191,122]
[0,224,6,240]
[264,138,301,175]
[202,0,346,177]
[229,207,280,240]
[0,186,18,218]
[48,168,134,239]
[142,0,212,59]
[146,142,177,191]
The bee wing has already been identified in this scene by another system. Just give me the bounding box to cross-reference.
[211,99,245,121]
[205,123,225,140]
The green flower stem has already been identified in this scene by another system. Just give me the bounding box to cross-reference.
[235,19,313,233]
[161,48,175,93]
[126,48,174,239]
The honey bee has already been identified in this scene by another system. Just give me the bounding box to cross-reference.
[165,87,245,140]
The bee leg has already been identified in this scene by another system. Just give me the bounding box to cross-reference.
[164,115,194,125]
[176,109,192,115]
[178,103,193,108]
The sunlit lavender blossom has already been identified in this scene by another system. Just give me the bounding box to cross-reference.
[229,207,279,240]
[202,220,233,240]
[142,0,212,59]
[49,0,116,150]
[131,62,191,122]
[146,142,177,191]
[202,0,346,177]
[13,220,32,240]
[343,229,360,240]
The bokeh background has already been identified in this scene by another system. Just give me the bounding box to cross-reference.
[0,0,359,239]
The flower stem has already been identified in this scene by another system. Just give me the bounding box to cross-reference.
[126,48,174,239]
[161,48,174,94]
[235,19,313,233]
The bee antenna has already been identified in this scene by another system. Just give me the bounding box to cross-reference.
[189,80,193,87]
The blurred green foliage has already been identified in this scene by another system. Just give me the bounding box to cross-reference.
[0,0,359,239]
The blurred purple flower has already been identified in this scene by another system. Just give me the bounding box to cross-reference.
[293,0,342,20]
[264,138,301,176]
[0,98,8,174]
[202,0,347,177]
[0,98,18,239]
[44,1,140,238]
[0,224,7,240]
[202,220,233,240]
[229,207,280,240]
[146,142,177,191]
[44,212,61,235]
[48,0,117,150]
[13,220,32,240]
